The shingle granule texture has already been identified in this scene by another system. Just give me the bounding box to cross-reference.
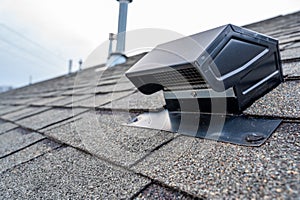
[0,147,150,199]
[133,123,300,199]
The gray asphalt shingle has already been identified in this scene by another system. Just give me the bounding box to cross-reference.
[0,128,44,157]
[28,96,68,106]
[101,91,166,111]
[0,147,150,199]
[1,106,50,121]
[41,111,175,166]
[282,62,300,77]
[69,80,135,94]
[280,47,300,60]
[17,108,87,130]
[133,123,300,199]
[0,139,61,173]
[135,184,196,200]
[0,105,26,116]
[0,97,38,105]
[45,95,93,107]
[71,90,134,108]
[245,80,300,118]
[0,122,18,134]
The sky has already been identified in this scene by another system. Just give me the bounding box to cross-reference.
[0,0,299,88]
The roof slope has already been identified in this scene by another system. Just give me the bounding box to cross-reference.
[0,11,299,199]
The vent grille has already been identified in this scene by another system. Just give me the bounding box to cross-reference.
[153,66,209,90]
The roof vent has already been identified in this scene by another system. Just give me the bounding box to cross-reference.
[125,24,283,146]
[106,0,132,68]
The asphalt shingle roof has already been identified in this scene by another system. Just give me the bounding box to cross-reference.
[0,11,299,199]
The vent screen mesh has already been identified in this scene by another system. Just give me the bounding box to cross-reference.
[152,67,209,90]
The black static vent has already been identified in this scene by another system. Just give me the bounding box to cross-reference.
[126,24,283,113]
[125,24,283,146]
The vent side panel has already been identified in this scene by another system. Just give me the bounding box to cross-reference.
[211,39,267,78]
